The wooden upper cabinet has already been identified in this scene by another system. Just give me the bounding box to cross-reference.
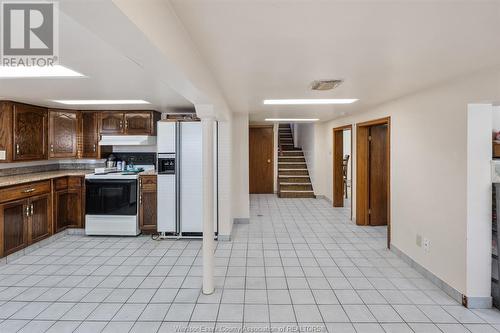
[98,111,159,136]
[100,112,124,134]
[48,110,78,159]
[13,103,48,161]
[125,112,152,135]
[80,112,99,158]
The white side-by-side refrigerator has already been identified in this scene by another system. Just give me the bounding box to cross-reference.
[157,121,218,238]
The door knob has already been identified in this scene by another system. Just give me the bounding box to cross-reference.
[267,159,271,163]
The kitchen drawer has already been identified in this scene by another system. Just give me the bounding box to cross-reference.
[68,176,82,189]
[140,176,157,191]
[54,177,68,191]
[0,180,51,203]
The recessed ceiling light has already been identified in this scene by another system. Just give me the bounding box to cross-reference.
[53,99,150,105]
[263,99,358,105]
[265,118,319,122]
[0,65,84,78]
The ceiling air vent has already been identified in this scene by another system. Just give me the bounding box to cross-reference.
[310,79,343,91]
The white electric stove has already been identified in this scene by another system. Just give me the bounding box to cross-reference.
[85,164,155,236]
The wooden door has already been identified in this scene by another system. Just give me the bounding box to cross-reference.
[81,112,99,158]
[29,194,51,244]
[125,112,152,135]
[0,199,28,256]
[49,110,78,158]
[368,124,389,226]
[100,112,124,134]
[139,175,157,233]
[249,127,274,194]
[13,103,47,161]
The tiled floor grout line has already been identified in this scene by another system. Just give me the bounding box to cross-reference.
[0,195,496,333]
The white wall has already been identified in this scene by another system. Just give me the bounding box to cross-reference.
[316,67,500,299]
[295,123,316,187]
[231,113,250,221]
[493,106,500,132]
[294,123,329,197]
[466,104,493,300]
[217,117,233,237]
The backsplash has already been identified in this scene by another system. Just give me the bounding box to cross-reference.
[0,163,59,177]
[0,159,106,177]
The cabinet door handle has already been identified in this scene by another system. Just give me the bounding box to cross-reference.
[22,188,35,193]
[125,121,128,129]
[30,204,34,216]
[50,144,54,153]
[93,144,96,152]
[119,120,123,129]
[16,144,20,155]
[25,205,30,217]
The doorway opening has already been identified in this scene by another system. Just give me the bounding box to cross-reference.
[333,125,352,213]
[249,125,274,194]
[356,117,391,248]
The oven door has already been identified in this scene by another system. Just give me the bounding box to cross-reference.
[85,179,137,215]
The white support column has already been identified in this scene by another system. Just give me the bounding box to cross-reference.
[201,115,215,295]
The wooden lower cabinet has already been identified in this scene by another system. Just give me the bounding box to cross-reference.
[0,176,83,258]
[0,193,51,257]
[53,177,83,233]
[139,175,157,233]
[0,199,28,256]
[29,194,51,244]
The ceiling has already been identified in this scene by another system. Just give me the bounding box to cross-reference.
[170,0,500,122]
[0,8,194,112]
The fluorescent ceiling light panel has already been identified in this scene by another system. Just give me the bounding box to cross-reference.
[265,118,319,122]
[53,99,150,105]
[0,65,84,78]
[263,99,358,105]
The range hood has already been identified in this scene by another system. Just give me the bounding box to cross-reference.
[99,135,157,146]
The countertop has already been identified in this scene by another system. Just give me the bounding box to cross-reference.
[0,170,93,188]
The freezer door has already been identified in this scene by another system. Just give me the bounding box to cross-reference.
[157,122,176,153]
[180,122,203,234]
[157,174,176,233]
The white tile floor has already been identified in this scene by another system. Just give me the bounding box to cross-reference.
[0,194,498,332]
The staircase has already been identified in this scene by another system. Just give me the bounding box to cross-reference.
[278,124,315,198]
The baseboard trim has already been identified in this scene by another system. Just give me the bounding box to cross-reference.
[316,195,327,201]
[218,235,231,241]
[391,244,491,308]
[234,218,249,224]
[465,296,493,309]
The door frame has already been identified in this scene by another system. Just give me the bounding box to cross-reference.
[249,125,275,194]
[356,117,391,248]
[333,125,353,213]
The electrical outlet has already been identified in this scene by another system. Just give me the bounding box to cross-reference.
[423,238,431,252]
[416,235,422,247]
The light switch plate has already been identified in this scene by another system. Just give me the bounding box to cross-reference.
[416,234,422,247]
